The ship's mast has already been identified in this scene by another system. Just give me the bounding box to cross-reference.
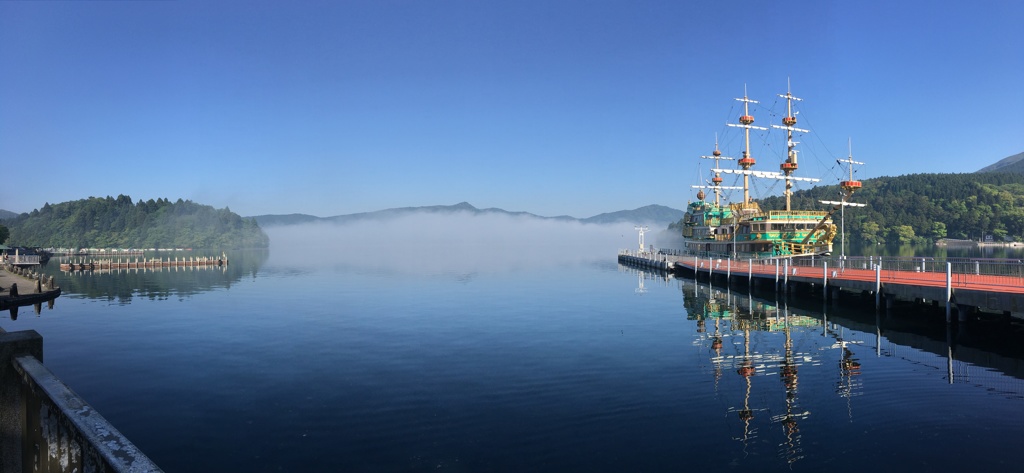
[727,86,768,203]
[819,140,866,258]
[771,80,809,211]
[838,138,864,198]
[699,134,735,206]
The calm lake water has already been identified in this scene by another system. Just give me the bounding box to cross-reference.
[4,246,1024,472]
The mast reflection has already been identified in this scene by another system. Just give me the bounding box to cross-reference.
[682,280,823,464]
[823,306,864,420]
[774,303,808,465]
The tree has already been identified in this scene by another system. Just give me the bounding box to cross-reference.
[758,172,1024,245]
[0,224,8,245]
[860,221,882,245]
[893,225,916,244]
[931,222,947,239]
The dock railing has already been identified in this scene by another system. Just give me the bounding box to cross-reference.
[653,250,1024,292]
[5,255,41,265]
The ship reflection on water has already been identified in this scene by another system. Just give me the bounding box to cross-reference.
[628,260,1024,468]
[619,261,1024,467]
[682,279,839,465]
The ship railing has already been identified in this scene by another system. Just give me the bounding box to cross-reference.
[765,210,830,220]
[776,241,828,256]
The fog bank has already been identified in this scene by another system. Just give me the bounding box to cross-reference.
[264,212,662,275]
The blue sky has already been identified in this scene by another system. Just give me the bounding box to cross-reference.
[2,0,1021,218]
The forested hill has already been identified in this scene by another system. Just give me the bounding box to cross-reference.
[2,195,269,249]
[757,172,1024,244]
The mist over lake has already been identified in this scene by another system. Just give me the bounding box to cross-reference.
[262,212,650,274]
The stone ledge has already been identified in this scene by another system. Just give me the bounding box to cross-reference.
[14,356,163,473]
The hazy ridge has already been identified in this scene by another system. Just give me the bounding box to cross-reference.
[251,202,684,227]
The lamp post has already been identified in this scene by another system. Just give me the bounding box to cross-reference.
[732,220,738,259]
[635,225,648,254]
[841,191,846,259]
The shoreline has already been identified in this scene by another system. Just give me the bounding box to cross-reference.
[935,239,1024,248]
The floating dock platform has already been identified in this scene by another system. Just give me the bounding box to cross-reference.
[60,255,227,271]
[619,250,1024,322]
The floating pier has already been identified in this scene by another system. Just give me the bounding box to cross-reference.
[59,255,227,271]
[618,250,675,272]
[619,250,1024,322]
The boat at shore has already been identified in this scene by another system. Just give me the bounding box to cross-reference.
[679,85,861,258]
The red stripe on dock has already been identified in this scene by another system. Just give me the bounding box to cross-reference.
[678,260,1024,294]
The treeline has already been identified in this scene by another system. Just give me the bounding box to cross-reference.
[756,172,1024,244]
[2,195,269,249]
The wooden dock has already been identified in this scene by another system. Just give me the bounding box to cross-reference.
[59,255,227,271]
[619,251,1024,321]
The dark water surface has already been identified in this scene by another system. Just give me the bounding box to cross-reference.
[4,250,1024,472]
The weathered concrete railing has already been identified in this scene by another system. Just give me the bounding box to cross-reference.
[0,329,162,473]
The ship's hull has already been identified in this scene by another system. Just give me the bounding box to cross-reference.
[679,208,836,259]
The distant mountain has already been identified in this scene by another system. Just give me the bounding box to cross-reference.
[582,204,684,225]
[977,151,1024,173]
[324,201,577,224]
[0,209,19,220]
[251,202,683,227]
